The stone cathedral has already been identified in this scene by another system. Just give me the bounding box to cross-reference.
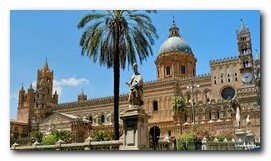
[10,20,261,142]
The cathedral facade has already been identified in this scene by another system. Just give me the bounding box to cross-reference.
[10,20,261,142]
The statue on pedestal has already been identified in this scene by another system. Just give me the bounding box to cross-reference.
[126,63,144,107]
[246,114,251,130]
[231,99,241,129]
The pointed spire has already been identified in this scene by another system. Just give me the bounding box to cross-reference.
[240,19,247,32]
[43,57,49,71]
[169,16,180,37]
[20,83,24,91]
[29,83,33,90]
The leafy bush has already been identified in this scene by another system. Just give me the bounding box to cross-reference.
[41,130,72,145]
[41,134,58,145]
[30,131,43,143]
[10,132,18,147]
[54,130,72,143]
[91,130,111,141]
[177,130,196,150]
[216,134,226,142]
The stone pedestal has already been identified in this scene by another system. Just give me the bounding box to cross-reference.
[235,129,247,144]
[245,129,255,145]
[120,106,150,150]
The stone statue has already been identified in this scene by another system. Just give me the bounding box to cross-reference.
[231,99,241,129]
[126,63,144,107]
[236,106,241,129]
[246,115,251,128]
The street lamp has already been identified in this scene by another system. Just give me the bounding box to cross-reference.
[187,78,200,126]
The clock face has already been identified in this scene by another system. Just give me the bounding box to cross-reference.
[242,72,253,83]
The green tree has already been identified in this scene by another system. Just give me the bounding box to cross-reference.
[216,134,226,142]
[177,130,196,150]
[54,130,72,143]
[41,134,57,145]
[171,95,185,112]
[10,132,18,147]
[30,131,43,143]
[91,130,111,141]
[41,130,71,145]
[78,10,158,140]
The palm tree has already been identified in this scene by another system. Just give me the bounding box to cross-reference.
[78,10,158,140]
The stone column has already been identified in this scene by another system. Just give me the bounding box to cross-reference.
[120,106,150,150]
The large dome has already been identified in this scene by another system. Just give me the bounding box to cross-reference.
[159,36,193,55]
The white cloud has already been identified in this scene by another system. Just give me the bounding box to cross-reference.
[10,93,18,100]
[53,77,89,96]
[30,77,89,96]
[54,77,89,87]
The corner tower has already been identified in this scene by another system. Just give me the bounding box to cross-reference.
[237,20,255,86]
[155,19,197,80]
[33,58,58,126]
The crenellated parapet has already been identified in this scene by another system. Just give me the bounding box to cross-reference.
[58,94,129,109]
[210,56,238,66]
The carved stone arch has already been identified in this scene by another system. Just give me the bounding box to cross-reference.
[184,91,192,103]
[214,105,223,119]
[88,114,93,123]
[194,90,202,103]
[93,113,99,124]
[205,106,212,120]
[214,105,223,111]
[106,112,113,124]
[203,88,211,103]
[197,107,205,121]
[100,114,105,124]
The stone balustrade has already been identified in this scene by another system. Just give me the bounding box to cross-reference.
[11,138,123,150]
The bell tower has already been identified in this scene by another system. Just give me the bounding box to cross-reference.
[237,19,254,85]
[34,58,58,123]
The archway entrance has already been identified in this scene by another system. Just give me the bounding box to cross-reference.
[149,126,160,150]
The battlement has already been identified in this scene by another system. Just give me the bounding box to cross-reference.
[210,56,238,66]
[58,94,129,109]
[196,73,210,78]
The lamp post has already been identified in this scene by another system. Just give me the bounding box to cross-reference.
[187,78,199,126]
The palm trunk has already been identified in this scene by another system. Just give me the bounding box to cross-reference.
[113,28,120,140]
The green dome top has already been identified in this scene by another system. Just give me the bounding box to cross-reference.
[159,36,193,55]
[159,20,193,55]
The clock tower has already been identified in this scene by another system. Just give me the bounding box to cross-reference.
[237,19,254,85]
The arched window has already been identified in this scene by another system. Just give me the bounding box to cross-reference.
[166,67,171,75]
[180,65,186,74]
[89,116,93,123]
[153,101,158,111]
[101,115,105,123]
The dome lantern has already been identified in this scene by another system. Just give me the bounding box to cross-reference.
[159,19,193,55]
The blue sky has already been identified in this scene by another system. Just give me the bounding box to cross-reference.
[10,10,260,119]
